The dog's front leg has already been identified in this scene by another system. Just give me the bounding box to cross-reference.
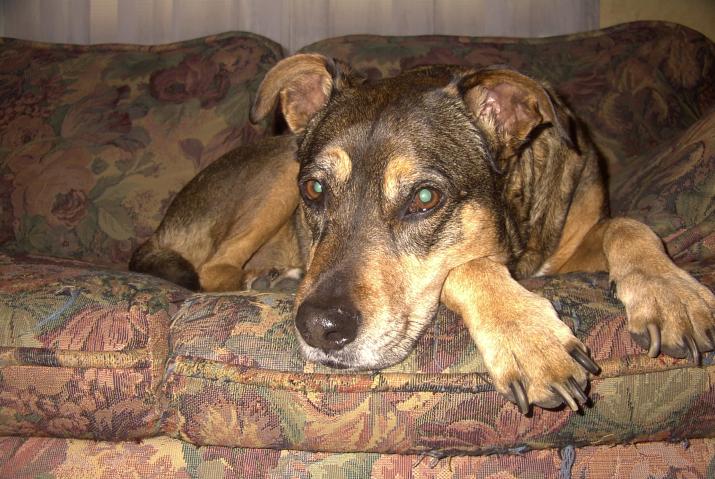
[441,258,599,414]
[594,218,714,361]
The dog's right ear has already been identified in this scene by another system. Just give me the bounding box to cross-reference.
[250,53,339,133]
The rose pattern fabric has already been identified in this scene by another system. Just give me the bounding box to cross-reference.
[149,54,231,108]
[0,253,188,440]
[0,32,283,265]
[1,259,712,453]
[162,274,714,454]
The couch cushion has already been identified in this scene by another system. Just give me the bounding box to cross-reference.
[2,436,714,479]
[300,21,715,176]
[163,271,715,454]
[0,253,187,440]
[0,32,283,266]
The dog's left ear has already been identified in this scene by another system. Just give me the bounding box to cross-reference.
[250,54,360,133]
[459,68,573,158]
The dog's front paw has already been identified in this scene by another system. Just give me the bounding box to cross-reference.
[479,292,600,415]
[616,267,715,362]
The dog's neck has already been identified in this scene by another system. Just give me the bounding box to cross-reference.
[501,122,592,279]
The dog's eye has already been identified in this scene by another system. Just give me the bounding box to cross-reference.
[302,179,324,203]
[407,187,441,215]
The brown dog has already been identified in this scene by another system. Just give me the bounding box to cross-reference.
[130,54,715,414]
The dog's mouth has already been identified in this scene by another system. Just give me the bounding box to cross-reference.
[296,306,438,371]
[316,357,351,369]
[299,340,412,371]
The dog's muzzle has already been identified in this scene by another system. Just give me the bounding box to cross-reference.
[295,297,360,352]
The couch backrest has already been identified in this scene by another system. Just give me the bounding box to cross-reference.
[301,21,715,175]
[0,32,283,266]
[2,22,713,267]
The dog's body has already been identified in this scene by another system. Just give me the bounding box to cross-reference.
[131,55,715,414]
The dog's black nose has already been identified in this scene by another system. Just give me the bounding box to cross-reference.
[295,299,359,352]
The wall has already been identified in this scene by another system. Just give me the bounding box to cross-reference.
[1,0,713,49]
[0,0,598,51]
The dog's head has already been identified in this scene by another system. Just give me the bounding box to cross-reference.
[252,54,567,369]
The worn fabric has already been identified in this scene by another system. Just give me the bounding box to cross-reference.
[1,435,714,479]
[0,253,187,439]
[0,32,283,265]
[2,255,712,452]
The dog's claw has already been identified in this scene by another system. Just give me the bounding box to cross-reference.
[684,335,700,365]
[569,347,600,375]
[510,381,530,415]
[273,277,301,291]
[646,323,661,358]
[568,377,589,405]
[251,277,271,290]
[552,383,579,412]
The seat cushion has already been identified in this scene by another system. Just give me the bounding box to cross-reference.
[0,253,188,440]
[162,271,715,454]
[0,32,283,266]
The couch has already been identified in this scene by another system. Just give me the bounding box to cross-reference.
[1,21,714,478]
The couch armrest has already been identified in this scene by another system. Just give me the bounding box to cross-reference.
[0,254,187,440]
[610,107,715,265]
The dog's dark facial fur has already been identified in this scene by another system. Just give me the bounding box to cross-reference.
[251,57,588,370]
[292,68,516,368]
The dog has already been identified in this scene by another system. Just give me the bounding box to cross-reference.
[130,54,715,415]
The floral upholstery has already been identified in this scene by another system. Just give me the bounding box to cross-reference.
[0,32,283,266]
[0,253,188,440]
[610,107,715,264]
[1,20,714,477]
[3,258,713,454]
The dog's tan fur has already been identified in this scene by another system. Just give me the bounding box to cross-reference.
[539,182,607,274]
[442,257,587,409]
[383,155,419,202]
[129,135,302,291]
[131,54,714,413]
[316,147,353,186]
